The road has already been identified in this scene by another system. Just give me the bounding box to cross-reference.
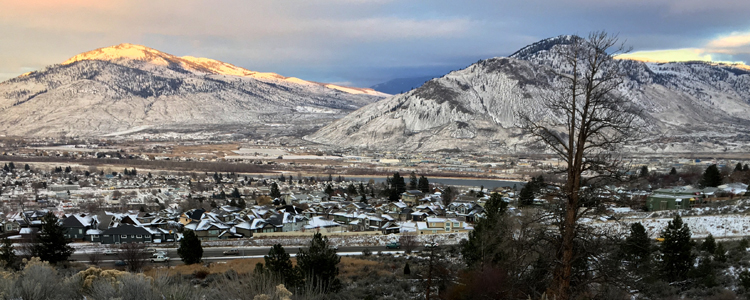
[71,245,434,268]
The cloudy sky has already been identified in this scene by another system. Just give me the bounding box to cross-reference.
[2,0,750,87]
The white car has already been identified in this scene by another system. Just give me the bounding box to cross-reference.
[151,255,169,263]
[424,242,439,248]
[103,249,117,255]
[153,251,168,258]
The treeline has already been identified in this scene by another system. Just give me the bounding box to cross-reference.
[454,192,750,299]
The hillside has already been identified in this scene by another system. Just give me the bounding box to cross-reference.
[0,44,387,138]
[307,36,750,153]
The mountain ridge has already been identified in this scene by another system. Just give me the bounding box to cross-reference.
[0,44,387,137]
[306,36,750,153]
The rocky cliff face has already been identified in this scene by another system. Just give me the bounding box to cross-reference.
[307,36,750,153]
[0,44,386,138]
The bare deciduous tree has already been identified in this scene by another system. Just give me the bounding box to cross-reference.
[118,242,148,272]
[398,232,418,254]
[517,31,640,299]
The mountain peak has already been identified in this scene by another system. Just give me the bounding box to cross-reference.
[62,43,177,65]
[509,35,578,60]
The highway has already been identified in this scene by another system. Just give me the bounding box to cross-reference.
[70,245,430,267]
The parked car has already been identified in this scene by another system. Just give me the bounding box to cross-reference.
[144,248,157,253]
[424,242,439,248]
[153,251,168,258]
[151,255,169,263]
[222,249,240,256]
[103,249,117,255]
[385,242,401,249]
[114,260,128,266]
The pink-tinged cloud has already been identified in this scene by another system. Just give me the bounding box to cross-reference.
[706,32,750,53]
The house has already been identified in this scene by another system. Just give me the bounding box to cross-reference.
[646,186,717,211]
[61,214,98,241]
[401,190,424,206]
[415,217,470,235]
[100,224,153,244]
[185,219,230,241]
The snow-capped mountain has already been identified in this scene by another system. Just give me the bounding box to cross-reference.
[0,43,387,137]
[307,36,750,153]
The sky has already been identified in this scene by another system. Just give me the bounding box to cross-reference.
[1,0,750,87]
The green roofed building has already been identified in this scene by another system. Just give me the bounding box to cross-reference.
[646,186,718,211]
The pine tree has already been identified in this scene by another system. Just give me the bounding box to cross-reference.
[418,175,430,193]
[670,167,678,175]
[700,234,716,254]
[297,233,341,292]
[265,244,301,288]
[518,183,535,206]
[347,184,357,196]
[404,262,411,275]
[640,166,649,177]
[178,230,203,265]
[24,164,30,171]
[33,212,73,264]
[714,243,727,263]
[0,238,18,270]
[409,171,418,190]
[270,182,281,198]
[325,184,334,196]
[621,222,652,274]
[660,215,694,282]
[390,172,406,195]
[744,164,749,172]
[736,163,744,172]
[231,187,241,198]
[237,198,246,209]
[462,192,508,268]
[699,164,723,188]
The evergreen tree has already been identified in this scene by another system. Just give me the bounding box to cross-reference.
[24,164,30,171]
[237,198,246,209]
[418,175,430,193]
[325,184,334,196]
[0,238,18,270]
[699,164,723,188]
[404,262,411,275]
[7,162,14,170]
[735,163,744,172]
[714,243,727,263]
[64,166,71,173]
[700,234,716,254]
[297,233,341,292]
[744,164,749,172]
[210,200,217,208]
[270,182,281,198]
[358,183,366,195]
[518,182,535,206]
[265,244,301,288]
[33,212,73,264]
[660,215,694,282]
[231,187,241,198]
[346,184,357,196]
[409,171,418,190]
[621,222,652,274]
[130,168,137,176]
[669,167,678,175]
[640,166,649,177]
[391,172,406,194]
[178,230,203,265]
[462,192,508,268]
